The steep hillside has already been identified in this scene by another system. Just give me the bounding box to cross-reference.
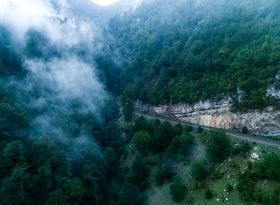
[135,100,280,136]
[2,1,280,204]
[108,0,280,112]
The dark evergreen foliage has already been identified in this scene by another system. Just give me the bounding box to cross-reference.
[108,0,280,111]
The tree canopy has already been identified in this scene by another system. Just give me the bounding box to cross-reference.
[108,0,280,111]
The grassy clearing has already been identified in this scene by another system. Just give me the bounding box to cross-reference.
[146,133,280,205]
[146,155,252,205]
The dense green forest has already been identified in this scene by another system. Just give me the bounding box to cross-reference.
[1,0,280,204]
[107,0,280,111]
[0,26,117,204]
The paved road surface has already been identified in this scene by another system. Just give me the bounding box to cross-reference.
[135,112,280,148]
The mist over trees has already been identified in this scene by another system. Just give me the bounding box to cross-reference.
[1,0,280,204]
[0,0,122,204]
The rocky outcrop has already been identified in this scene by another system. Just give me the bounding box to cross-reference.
[267,74,280,99]
[135,100,280,136]
[267,85,280,99]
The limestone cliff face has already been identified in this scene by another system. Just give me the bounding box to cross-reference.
[135,100,280,136]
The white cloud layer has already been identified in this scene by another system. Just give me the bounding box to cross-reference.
[0,0,107,156]
[0,0,97,47]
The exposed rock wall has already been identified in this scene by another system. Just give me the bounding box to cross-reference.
[135,100,280,136]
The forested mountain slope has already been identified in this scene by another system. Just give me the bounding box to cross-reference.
[108,0,280,111]
[2,0,280,204]
[0,1,123,203]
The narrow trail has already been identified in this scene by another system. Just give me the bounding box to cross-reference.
[135,112,280,148]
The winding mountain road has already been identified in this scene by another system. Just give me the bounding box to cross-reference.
[135,112,280,148]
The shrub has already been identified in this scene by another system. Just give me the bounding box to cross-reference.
[154,121,175,152]
[194,181,206,189]
[212,168,224,180]
[127,156,150,190]
[241,126,249,134]
[190,160,210,181]
[226,184,233,192]
[206,131,232,163]
[166,135,194,156]
[233,141,252,157]
[185,125,193,133]
[255,152,280,180]
[205,189,214,199]
[237,171,256,201]
[197,126,204,133]
[118,184,147,205]
[255,189,280,205]
[174,123,183,135]
[155,162,174,186]
[170,177,187,203]
[132,117,153,134]
[239,141,252,156]
[132,131,153,152]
